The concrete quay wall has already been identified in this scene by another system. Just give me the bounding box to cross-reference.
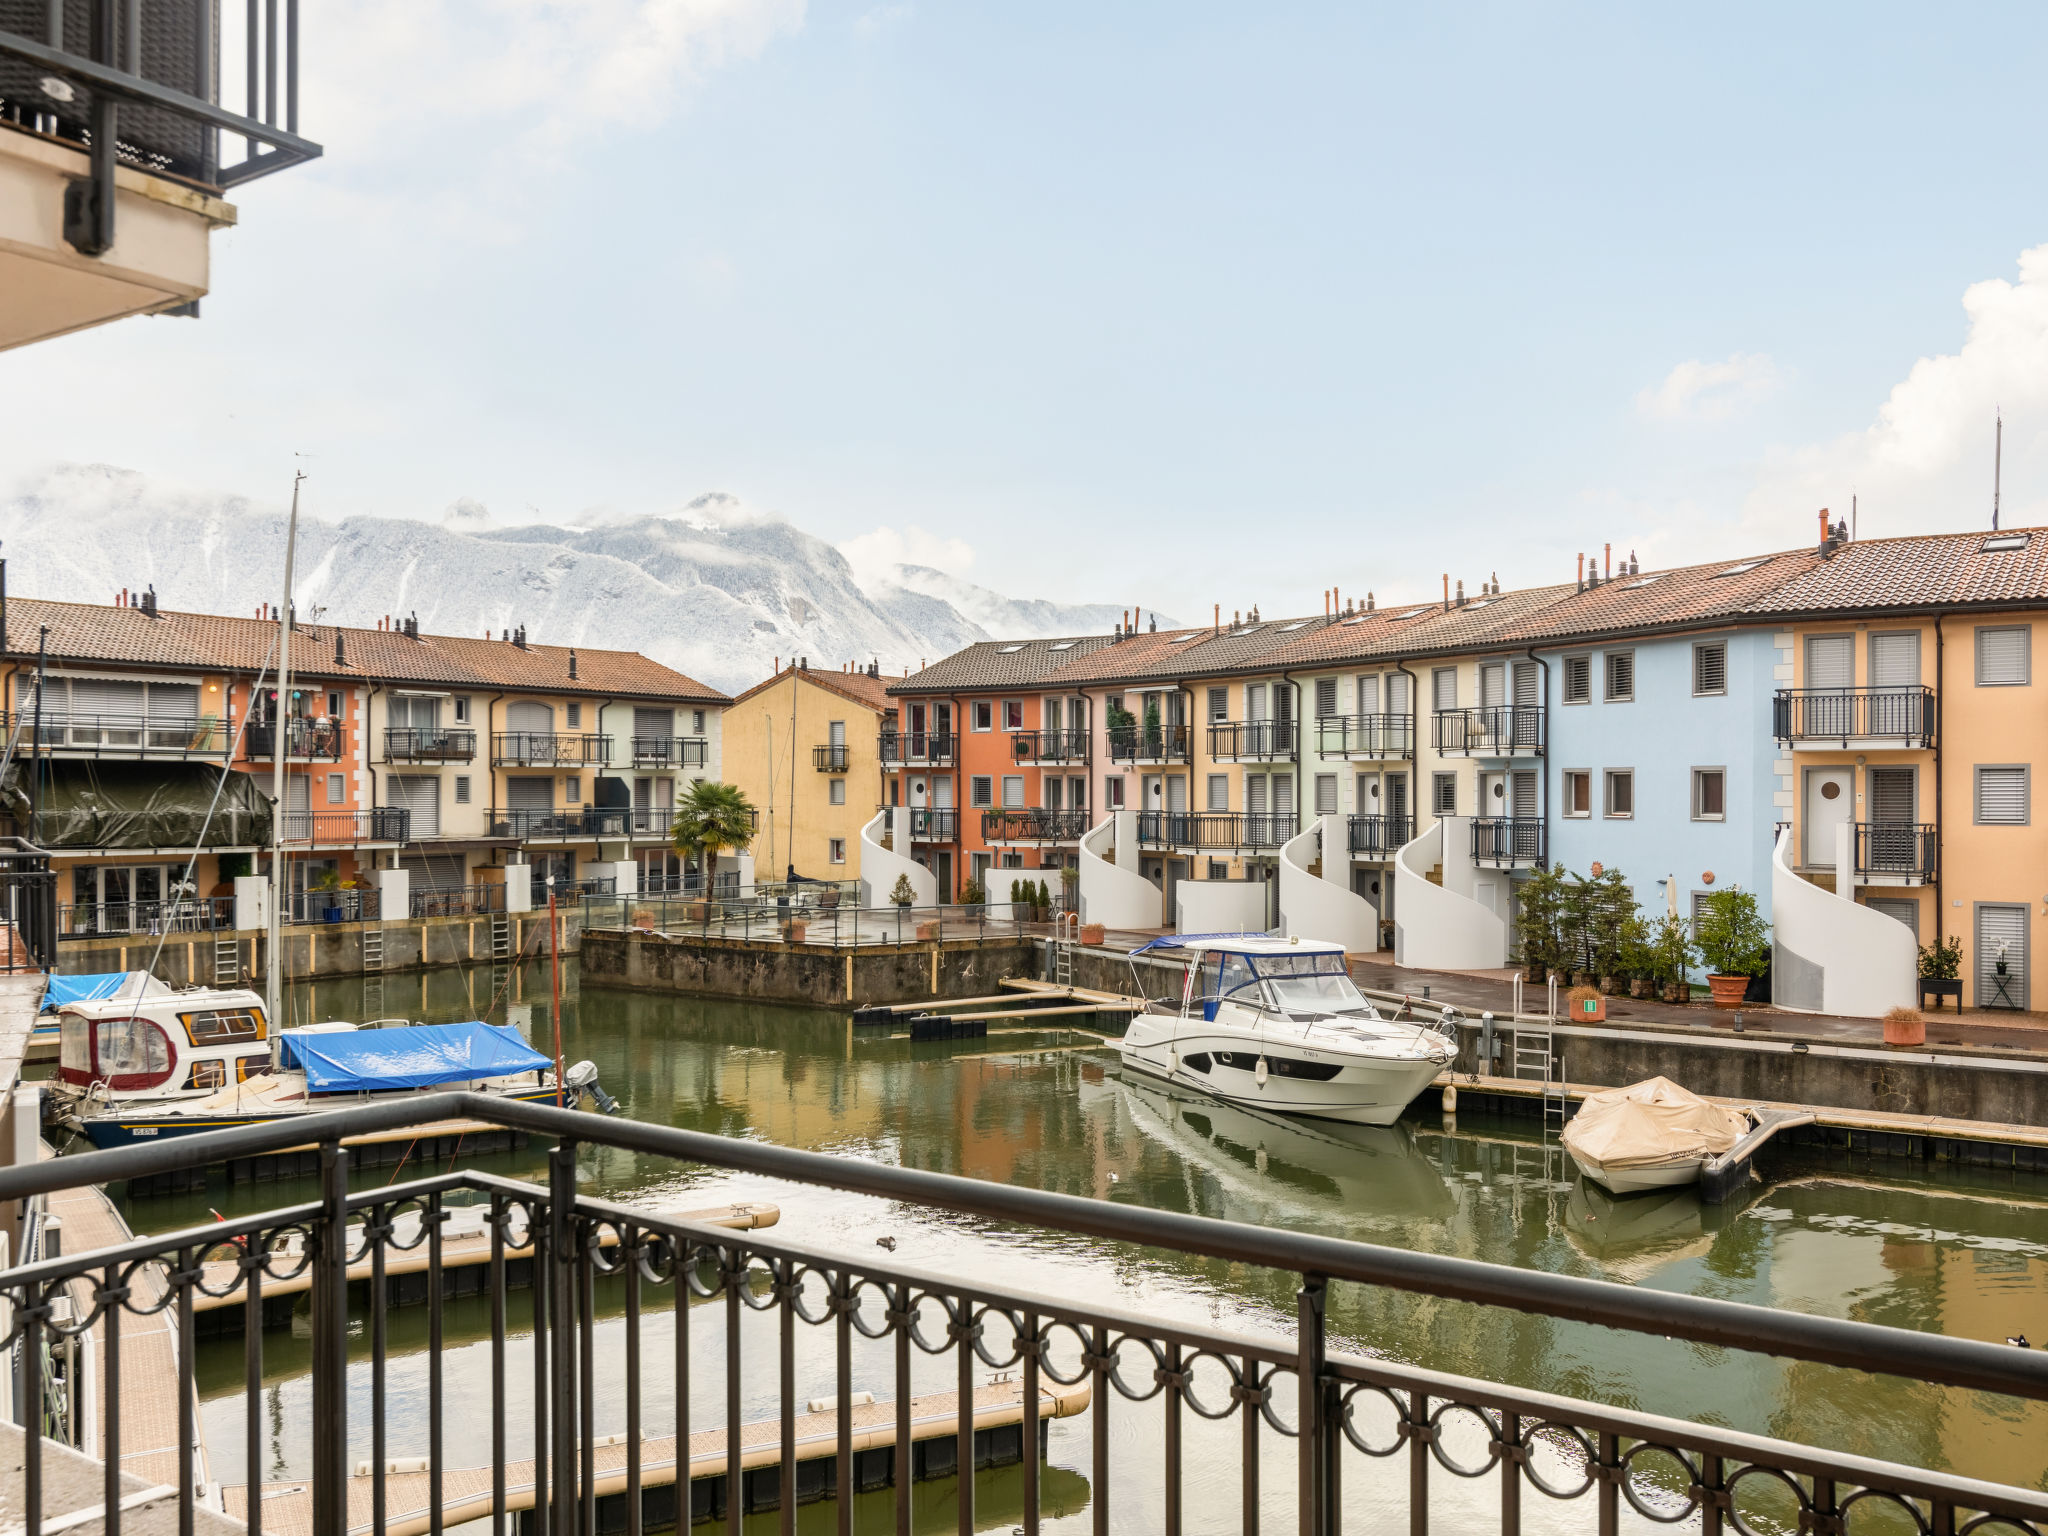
[579,928,1041,1008]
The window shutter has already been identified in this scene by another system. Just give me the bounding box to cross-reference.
[1479,665,1505,709]
[1512,663,1539,706]
[1386,673,1410,713]
[1976,627,2030,685]
[1868,767,1916,823]
[1869,633,1921,687]
[1976,767,2027,824]
[1315,678,1338,718]
[1433,669,1457,710]
[1605,651,1634,700]
[389,775,441,838]
[1693,644,1727,695]
[1510,772,1537,817]
[1315,774,1338,815]
[1563,656,1590,703]
[1356,674,1379,713]
[1208,687,1228,721]
[1805,634,1853,690]
[1207,775,1229,811]
[1246,684,1266,720]
[1246,775,1267,814]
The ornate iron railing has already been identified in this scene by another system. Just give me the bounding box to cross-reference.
[981,809,1092,842]
[1138,811,1298,849]
[1207,719,1298,761]
[1774,687,1936,747]
[1432,707,1546,757]
[1346,813,1415,856]
[1857,820,1938,881]
[0,1097,2044,1536]
[383,727,478,763]
[1008,730,1092,764]
[1314,714,1415,759]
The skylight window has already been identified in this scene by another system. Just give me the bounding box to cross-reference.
[997,643,1027,653]
[1620,576,1660,589]
[1048,641,1077,650]
[1713,561,1763,578]
[1277,619,1315,632]
[1983,533,2030,553]
[1168,631,1202,644]
[1392,608,1432,621]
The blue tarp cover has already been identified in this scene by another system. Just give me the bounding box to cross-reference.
[42,973,144,1012]
[278,1021,551,1093]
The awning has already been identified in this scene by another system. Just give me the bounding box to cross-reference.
[1,760,272,850]
[277,1020,551,1092]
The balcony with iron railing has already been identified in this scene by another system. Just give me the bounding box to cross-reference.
[58,894,234,938]
[1206,719,1297,762]
[1432,705,1546,757]
[492,732,610,767]
[1774,688,1936,748]
[1107,723,1193,764]
[487,807,678,841]
[1315,713,1416,760]
[245,717,345,762]
[1347,813,1415,857]
[813,744,851,772]
[1007,729,1091,764]
[1472,815,1546,867]
[2,709,230,757]
[877,730,957,767]
[1856,820,1938,885]
[383,726,477,763]
[907,806,959,841]
[981,808,1093,843]
[632,736,709,769]
[280,808,411,846]
[1137,810,1298,850]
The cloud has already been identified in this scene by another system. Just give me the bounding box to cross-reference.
[854,4,913,36]
[837,524,977,588]
[1637,352,1784,422]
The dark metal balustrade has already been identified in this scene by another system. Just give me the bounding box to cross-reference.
[246,718,344,761]
[877,731,958,767]
[1207,720,1298,761]
[488,807,676,840]
[58,894,232,938]
[1774,688,1936,747]
[2,710,229,757]
[1857,821,1938,882]
[280,808,410,846]
[1472,816,1546,867]
[492,733,610,767]
[905,807,959,841]
[1107,724,1192,764]
[1138,811,1299,850]
[1315,714,1415,759]
[633,737,709,769]
[383,727,477,763]
[1346,813,1415,857]
[1432,706,1546,757]
[0,845,59,968]
[813,745,851,772]
[981,809,1092,843]
[1,1097,2044,1536]
[1008,730,1092,764]
[408,883,507,920]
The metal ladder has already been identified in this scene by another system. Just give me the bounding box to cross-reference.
[212,935,241,985]
[1049,932,1076,986]
[1511,1026,1569,1136]
[490,911,512,960]
[361,974,384,1019]
[361,926,385,972]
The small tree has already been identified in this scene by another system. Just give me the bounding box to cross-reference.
[1142,696,1162,748]
[1036,878,1052,913]
[1514,863,1570,977]
[1695,887,1771,978]
[1919,935,1962,980]
[672,780,758,892]
[1651,913,1697,990]
[961,877,986,906]
[889,873,916,907]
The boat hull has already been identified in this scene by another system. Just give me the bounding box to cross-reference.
[1116,1030,1445,1127]
[74,1084,561,1150]
[1565,1151,1704,1196]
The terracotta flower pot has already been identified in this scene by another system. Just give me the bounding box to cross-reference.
[1707,974,1749,1010]
[1883,1011,1926,1047]
[915,919,942,942]
[1080,923,1106,946]
[782,920,807,944]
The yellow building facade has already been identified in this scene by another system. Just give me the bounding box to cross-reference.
[723,663,894,884]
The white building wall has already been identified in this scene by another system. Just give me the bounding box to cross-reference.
[1079,811,1164,929]
[1277,817,1378,951]
[1769,825,1916,1018]
[1177,879,1270,935]
[1392,816,1508,970]
[859,809,938,907]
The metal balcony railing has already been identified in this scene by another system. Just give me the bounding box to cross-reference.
[1346,813,1415,856]
[1472,816,1546,866]
[492,732,610,767]
[58,895,233,938]
[280,808,411,845]
[1432,705,1546,756]
[1107,723,1192,764]
[284,887,382,925]
[383,727,477,763]
[981,809,1092,843]
[409,883,508,920]
[1857,821,1938,881]
[246,718,345,761]
[1774,688,1936,747]
[876,731,958,766]
[0,848,57,970]
[532,874,618,906]
[1137,811,1298,850]
[813,744,851,772]
[1007,729,1091,764]
[1206,720,1297,761]
[1,709,229,756]
[7,1098,2039,1536]
[1315,713,1416,759]
[905,807,958,841]
[632,736,709,768]
[488,807,677,840]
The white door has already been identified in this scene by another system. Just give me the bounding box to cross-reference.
[908,776,929,809]
[1478,771,1505,817]
[1804,766,1853,866]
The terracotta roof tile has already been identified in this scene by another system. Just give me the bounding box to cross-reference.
[730,664,895,712]
[1491,549,1823,643]
[1043,617,1338,687]
[888,635,1112,694]
[1744,527,2048,613]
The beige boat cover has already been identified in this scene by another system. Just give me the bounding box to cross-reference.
[1561,1077,1749,1169]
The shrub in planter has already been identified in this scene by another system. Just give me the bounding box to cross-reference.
[1695,887,1770,1010]
[1918,936,1962,981]
[1565,983,1605,1023]
[1882,1005,1925,1047]
[890,873,916,908]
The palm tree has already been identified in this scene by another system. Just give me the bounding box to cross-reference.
[672,780,757,894]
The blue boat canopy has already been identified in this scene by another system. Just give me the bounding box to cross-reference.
[42,972,150,1012]
[278,1021,551,1093]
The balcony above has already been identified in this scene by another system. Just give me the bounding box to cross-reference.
[1007,729,1091,764]
[2,710,227,758]
[1207,720,1297,762]
[383,727,476,764]
[1316,714,1415,760]
[246,719,343,762]
[813,744,851,772]
[633,736,708,769]
[1138,811,1298,851]
[487,807,677,842]
[1433,706,1546,758]
[1108,724,1192,765]
[877,731,957,768]
[492,732,609,768]
[1347,813,1415,858]
[1774,688,1936,750]
[1471,816,1545,869]
[982,809,1092,844]
[280,808,410,848]
[1856,821,1937,886]
[905,807,959,842]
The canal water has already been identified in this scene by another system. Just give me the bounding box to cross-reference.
[111,961,2048,1531]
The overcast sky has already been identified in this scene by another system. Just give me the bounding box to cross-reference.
[6,3,2048,620]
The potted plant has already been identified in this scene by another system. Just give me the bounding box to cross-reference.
[1882,1005,1926,1048]
[1037,878,1053,921]
[1513,864,1569,983]
[890,873,916,909]
[1694,888,1771,1010]
[1616,913,1656,998]
[961,878,986,916]
[311,866,346,922]
[1650,914,1696,1003]
[1565,982,1605,1023]
[1918,935,1963,1014]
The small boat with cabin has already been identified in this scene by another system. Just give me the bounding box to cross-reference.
[1117,934,1454,1127]
[47,974,279,1121]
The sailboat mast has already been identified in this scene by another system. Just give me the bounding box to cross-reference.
[268,472,303,1032]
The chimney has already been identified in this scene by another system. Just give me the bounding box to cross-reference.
[1149,615,1157,632]
[1576,552,1584,591]
[1333,585,1339,612]
[1604,542,1611,579]
[1442,574,1449,612]
[1324,590,1330,617]
[774,656,779,672]
[1455,579,1465,606]
[1367,591,1375,610]
[1214,603,1221,634]
[335,628,346,667]
[119,587,128,607]
[568,648,578,680]
[801,656,809,670]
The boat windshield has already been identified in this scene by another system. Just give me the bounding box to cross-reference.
[1249,953,1368,1015]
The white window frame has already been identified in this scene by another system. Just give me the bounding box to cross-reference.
[453,697,471,723]
[1105,776,1127,809]
[1432,772,1457,815]
[829,778,846,806]
[566,702,582,729]
[325,773,344,805]
[454,775,472,804]
[829,838,847,864]
[1001,775,1025,808]
[1002,700,1024,731]
[1314,773,1338,816]
[971,701,993,732]
[1975,625,2031,686]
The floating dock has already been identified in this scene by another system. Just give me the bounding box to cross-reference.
[224,1377,1092,1536]
[117,1116,529,1197]
[855,980,1145,1040]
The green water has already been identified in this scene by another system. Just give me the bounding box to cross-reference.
[112,961,2048,1531]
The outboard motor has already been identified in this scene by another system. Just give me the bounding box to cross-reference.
[564,1060,621,1115]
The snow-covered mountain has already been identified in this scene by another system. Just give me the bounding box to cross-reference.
[0,466,1164,694]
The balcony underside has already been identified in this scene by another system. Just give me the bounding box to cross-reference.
[1782,737,1936,753]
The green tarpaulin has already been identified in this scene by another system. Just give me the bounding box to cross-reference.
[1,760,271,849]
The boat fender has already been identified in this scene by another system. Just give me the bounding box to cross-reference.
[1168,1049,1179,1072]
[1254,1056,1268,1088]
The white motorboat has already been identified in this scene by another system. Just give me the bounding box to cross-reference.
[1117,934,1454,1127]
[1561,1077,1751,1196]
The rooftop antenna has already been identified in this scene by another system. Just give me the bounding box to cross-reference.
[1993,409,2003,530]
